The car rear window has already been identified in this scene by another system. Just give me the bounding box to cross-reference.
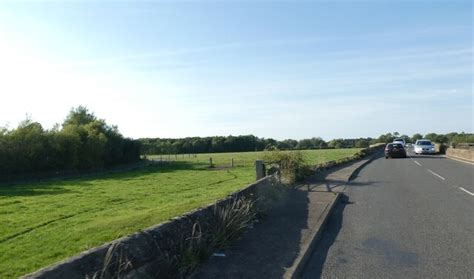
[386,143,404,149]
[418,141,432,145]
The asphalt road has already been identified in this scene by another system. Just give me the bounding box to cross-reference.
[302,149,474,279]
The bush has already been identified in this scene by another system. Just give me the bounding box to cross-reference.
[263,150,311,183]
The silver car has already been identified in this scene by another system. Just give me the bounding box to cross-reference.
[393,138,406,147]
[414,139,436,154]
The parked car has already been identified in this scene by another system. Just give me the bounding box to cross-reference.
[385,143,407,158]
[414,139,436,154]
[393,138,406,147]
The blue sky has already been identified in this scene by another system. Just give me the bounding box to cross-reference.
[0,1,472,140]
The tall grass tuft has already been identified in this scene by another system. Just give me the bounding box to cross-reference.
[211,197,257,249]
[88,242,132,279]
[92,196,258,278]
[176,197,257,277]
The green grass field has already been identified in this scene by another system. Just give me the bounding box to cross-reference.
[148,148,361,167]
[0,148,360,278]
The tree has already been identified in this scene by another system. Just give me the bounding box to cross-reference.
[412,133,423,142]
[424,133,438,142]
[9,119,47,172]
[63,106,97,127]
[0,107,140,178]
[310,137,327,148]
[263,138,277,150]
[297,139,314,149]
[192,138,209,153]
[277,139,298,150]
[355,138,370,148]
[434,134,449,144]
[328,139,345,148]
[400,135,411,143]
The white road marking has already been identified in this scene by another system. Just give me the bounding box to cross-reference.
[459,187,474,196]
[427,169,446,181]
[413,160,422,166]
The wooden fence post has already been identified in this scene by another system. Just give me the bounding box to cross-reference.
[255,160,266,180]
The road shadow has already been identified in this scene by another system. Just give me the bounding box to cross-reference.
[300,194,350,279]
[299,153,385,193]
[408,154,446,159]
[191,188,310,279]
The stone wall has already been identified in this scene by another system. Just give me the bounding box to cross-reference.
[446,148,474,163]
[23,145,383,279]
[22,176,276,279]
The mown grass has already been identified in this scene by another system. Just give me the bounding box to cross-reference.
[148,148,362,167]
[0,148,360,278]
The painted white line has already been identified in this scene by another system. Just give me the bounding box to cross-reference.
[459,187,474,196]
[413,160,422,166]
[427,169,446,181]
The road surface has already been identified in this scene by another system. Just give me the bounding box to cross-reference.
[302,149,474,278]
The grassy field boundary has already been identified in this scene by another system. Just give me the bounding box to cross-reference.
[2,148,364,278]
[22,176,279,279]
[21,146,384,278]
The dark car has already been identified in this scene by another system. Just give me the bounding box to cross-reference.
[385,143,407,158]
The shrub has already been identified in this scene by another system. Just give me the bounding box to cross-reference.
[263,150,311,183]
[254,177,288,215]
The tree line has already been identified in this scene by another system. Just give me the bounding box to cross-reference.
[139,132,474,155]
[0,106,140,176]
[2,105,472,176]
[138,136,374,154]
